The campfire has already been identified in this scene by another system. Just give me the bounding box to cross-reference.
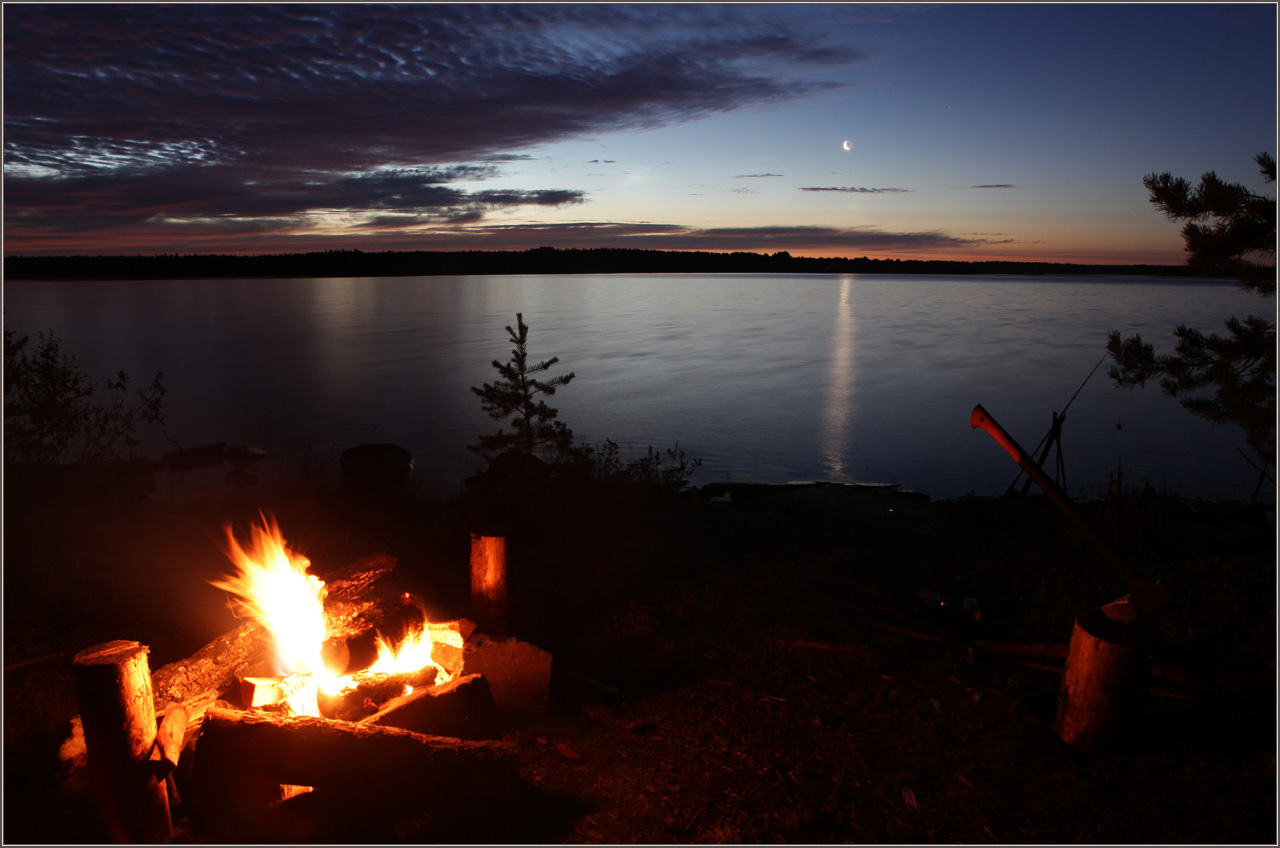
[62,515,552,842]
[211,514,458,719]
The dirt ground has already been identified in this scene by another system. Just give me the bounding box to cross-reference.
[3,466,1276,844]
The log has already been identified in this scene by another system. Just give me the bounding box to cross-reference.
[461,633,552,722]
[316,667,440,721]
[150,619,271,710]
[189,707,519,806]
[72,640,172,843]
[361,672,501,740]
[149,702,188,778]
[470,534,508,636]
[60,553,402,795]
[152,554,399,708]
[317,552,398,602]
[1055,607,1150,755]
[426,618,477,678]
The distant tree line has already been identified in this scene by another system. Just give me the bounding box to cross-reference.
[4,245,1211,281]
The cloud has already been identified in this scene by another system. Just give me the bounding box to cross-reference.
[3,4,866,252]
[969,184,1018,189]
[3,166,584,235]
[1,216,1002,257]
[735,174,785,179]
[800,186,910,193]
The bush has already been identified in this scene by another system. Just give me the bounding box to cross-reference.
[4,329,166,465]
[571,438,702,491]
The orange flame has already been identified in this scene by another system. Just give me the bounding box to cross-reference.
[210,513,350,715]
[365,601,459,687]
[210,514,452,716]
[212,513,328,677]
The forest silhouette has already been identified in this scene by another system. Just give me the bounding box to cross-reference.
[4,246,1209,281]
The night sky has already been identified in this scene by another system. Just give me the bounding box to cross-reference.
[4,3,1275,262]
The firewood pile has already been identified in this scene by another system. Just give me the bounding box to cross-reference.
[58,552,552,842]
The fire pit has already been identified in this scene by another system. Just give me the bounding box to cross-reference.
[61,515,552,841]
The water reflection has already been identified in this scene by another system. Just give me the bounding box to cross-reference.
[2,274,1260,501]
[820,276,856,479]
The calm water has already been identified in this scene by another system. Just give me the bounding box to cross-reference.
[4,273,1268,502]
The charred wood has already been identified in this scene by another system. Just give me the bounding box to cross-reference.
[361,672,501,740]
[316,667,440,720]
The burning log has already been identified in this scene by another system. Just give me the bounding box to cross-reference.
[188,707,519,819]
[72,640,172,843]
[60,553,403,796]
[470,534,508,636]
[424,618,476,677]
[315,667,440,721]
[239,673,320,711]
[361,672,501,740]
[151,553,400,711]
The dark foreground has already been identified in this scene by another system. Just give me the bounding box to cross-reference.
[4,466,1275,844]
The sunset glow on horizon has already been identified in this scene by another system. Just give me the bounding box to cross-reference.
[4,4,1274,264]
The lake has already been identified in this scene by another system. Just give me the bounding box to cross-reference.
[3,272,1268,502]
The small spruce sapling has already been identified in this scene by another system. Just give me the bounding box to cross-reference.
[469,313,576,463]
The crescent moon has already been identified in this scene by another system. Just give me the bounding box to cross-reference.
[842,139,852,151]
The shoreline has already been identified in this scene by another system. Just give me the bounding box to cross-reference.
[3,246,1211,282]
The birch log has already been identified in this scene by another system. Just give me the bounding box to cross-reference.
[72,640,172,842]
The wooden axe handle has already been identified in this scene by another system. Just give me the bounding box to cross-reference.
[971,404,1170,616]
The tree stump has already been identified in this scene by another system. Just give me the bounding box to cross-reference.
[470,534,508,636]
[1055,607,1150,755]
[72,640,172,842]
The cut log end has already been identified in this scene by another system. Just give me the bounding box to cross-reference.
[74,639,150,666]
[72,640,172,842]
[1054,608,1151,756]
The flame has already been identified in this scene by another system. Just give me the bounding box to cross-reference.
[365,601,459,684]
[210,513,452,718]
[211,513,344,714]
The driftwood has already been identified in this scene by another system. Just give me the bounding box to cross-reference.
[72,641,172,842]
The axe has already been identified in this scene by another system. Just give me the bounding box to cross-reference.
[970,404,1171,620]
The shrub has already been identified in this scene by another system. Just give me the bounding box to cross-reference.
[4,329,166,464]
